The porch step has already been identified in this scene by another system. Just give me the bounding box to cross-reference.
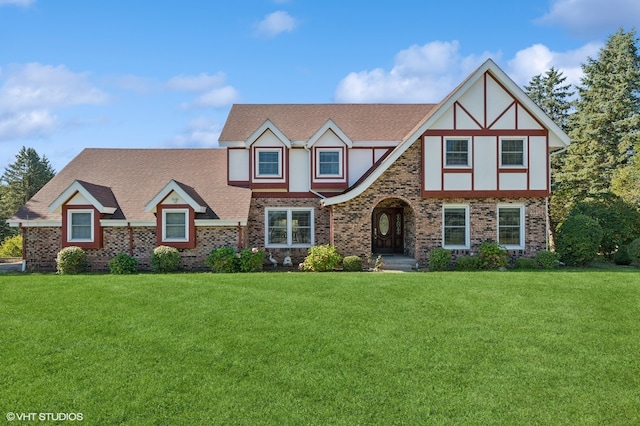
[374,254,419,272]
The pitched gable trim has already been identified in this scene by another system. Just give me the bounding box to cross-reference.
[322,59,571,208]
[145,180,207,214]
[48,180,117,214]
[247,119,291,148]
[307,120,353,148]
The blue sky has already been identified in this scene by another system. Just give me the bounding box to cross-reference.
[1,0,639,172]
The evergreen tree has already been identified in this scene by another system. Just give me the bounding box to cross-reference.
[556,28,640,198]
[524,67,574,131]
[0,147,56,240]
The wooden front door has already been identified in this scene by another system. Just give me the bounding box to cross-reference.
[372,208,404,254]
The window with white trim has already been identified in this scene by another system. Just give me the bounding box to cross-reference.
[498,205,524,249]
[317,150,341,176]
[257,149,281,177]
[68,210,94,242]
[445,138,470,167]
[163,208,188,242]
[265,208,313,247]
[443,205,469,249]
[500,138,525,167]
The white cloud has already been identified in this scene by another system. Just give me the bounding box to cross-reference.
[536,0,640,36]
[0,0,35,7]
[334,41,496,103]
[170,117,221,148]
[0,63,108,141]
[506,42,602,87]
[256,11,297,38]
[166,72,227,92]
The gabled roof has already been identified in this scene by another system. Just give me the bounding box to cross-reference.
[322,59,572,207]
[145,180,207,214]
[11,149,252,224]
[219,104,437,144]
[49,180,118,214]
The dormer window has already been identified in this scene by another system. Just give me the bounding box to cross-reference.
[68,209,94,242]
[257,149,281,177]
[162,209,188,242]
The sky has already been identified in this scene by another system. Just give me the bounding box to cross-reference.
[1,0,639,173]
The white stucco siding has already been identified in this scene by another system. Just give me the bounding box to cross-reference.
[431,109,453,130]
[228,149,249,182]
[457,78,484,125]
[499,173,528,190]
[474,136,497,190]
[349,149,373,187]
[253,129,283,147]
[444,173,472,191]
[315,130,344,147]
[68,192,91,205]
[489,105,516,130]
[518,107,544,130]
[289,149,309,192]
[529,136,548,190]
[423,136,442,191]
[486,76,515,126]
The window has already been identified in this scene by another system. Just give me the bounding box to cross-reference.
[443,205,469,248]
[163,209,188,242]
[257,150,281,176]
[266,208,313,247]
[501,138,525,166]
[498,205,524,249]
[68,210,93,242]
[445,139,470,166]
[318,150,340,176]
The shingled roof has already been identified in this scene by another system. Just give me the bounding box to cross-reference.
[219,104,437,143]
[11,148,252,224]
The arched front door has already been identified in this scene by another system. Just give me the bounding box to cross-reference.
[372,208,404,254]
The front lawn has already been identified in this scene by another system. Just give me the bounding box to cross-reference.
[1,272,639,424]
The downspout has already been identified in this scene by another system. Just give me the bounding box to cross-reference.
[237,221,243,251]
[20,222,26,272]
[127,222,133,257]
[303,146,326,200]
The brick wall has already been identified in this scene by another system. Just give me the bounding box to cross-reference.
[22,225,243,272]
[331,142,549,266]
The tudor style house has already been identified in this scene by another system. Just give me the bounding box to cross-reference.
[9,59,570,271]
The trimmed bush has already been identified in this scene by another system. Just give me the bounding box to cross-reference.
[300,244,342,272]
[613,245,632,266]
[206,247,239,273]
[342,256,363,272]
[428,247,452,271]
[628,238,640,264]
[477,242,509,270]
[454,255,480,271]
[151,245,180,273]
[109,253,138,274]
[556,214,603,266]
[514,257,538,270]
[535,250,560,269]
[0,234,22,257]
[56,246,87,274]
[239,247,265,272]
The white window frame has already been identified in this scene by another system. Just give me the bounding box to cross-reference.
[497,204,525,250]
[162,208,189,242]
[499,137,526,167]
[67,209,94,243]
[316,148,343,177]
[264,208,314,248]
[444,138,471,168]
[256,148,282,178]
[442,205,470,249]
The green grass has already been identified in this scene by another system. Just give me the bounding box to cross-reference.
[1,271,639,425]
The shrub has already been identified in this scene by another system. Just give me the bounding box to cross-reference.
[454,255,480,271]
[300,244,342,272]
[477,242,509,270]
[628,238,640,264]
[514,257,538,270]
[613,245,632,266]
[535,250,560,269]
[108,253,138,274]
[239,247,265,272]
[151,245,180,273]
[428,247,451,271]
[56,246,87,274]
[0,234,22,257]
[342,256,363,272]
[206,247,239,273]
[556,214,603,266]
